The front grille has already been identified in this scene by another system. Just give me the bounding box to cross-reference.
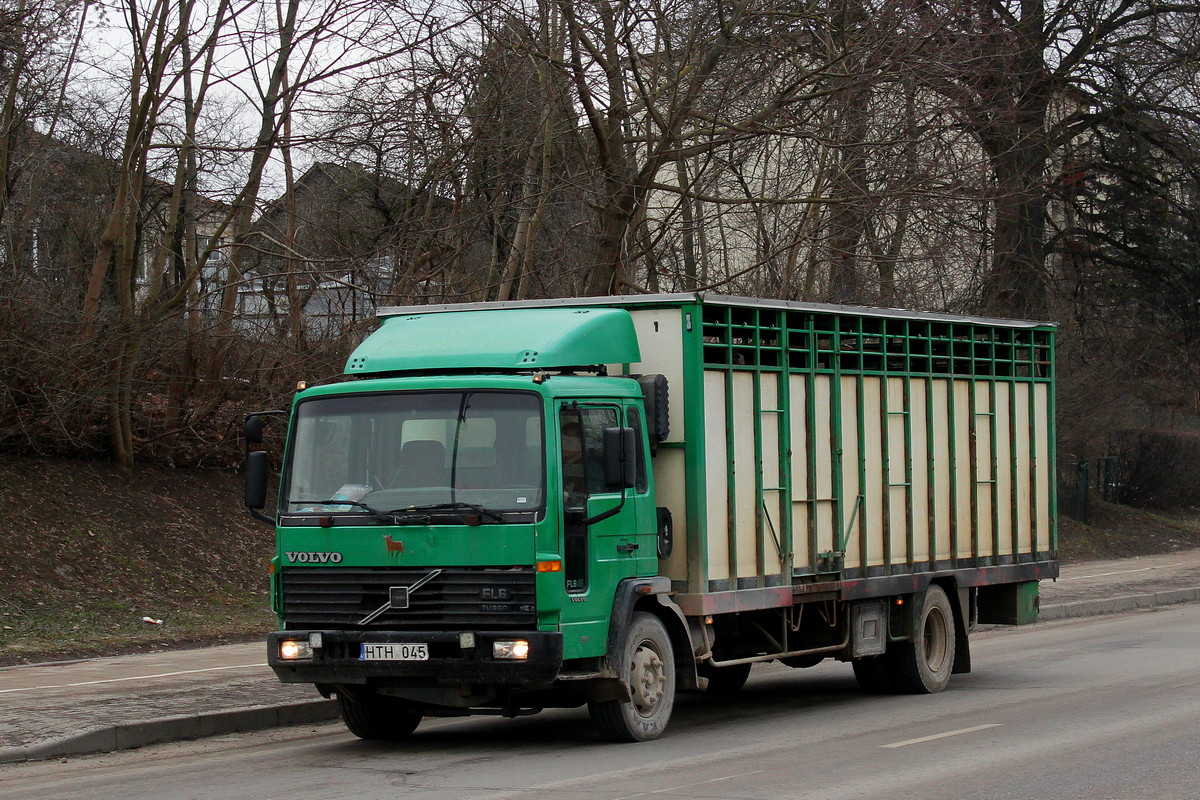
[280,566,536,630]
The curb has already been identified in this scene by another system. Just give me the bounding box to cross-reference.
[1039,587,1200,621]
[0,699,339,764]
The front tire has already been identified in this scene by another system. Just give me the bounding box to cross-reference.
[887,584,956,694]
[338,688,423,740]
[589,612,676,742]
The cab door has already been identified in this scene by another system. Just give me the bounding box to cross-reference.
[555,401,643,659]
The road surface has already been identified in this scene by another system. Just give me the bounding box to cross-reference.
[3,605,1198,800]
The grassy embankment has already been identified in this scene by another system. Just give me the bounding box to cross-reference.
[2,455,1200,665]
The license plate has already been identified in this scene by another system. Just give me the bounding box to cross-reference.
[360,642,429,661]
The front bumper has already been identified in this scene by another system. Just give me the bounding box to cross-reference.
[267,630,564,686]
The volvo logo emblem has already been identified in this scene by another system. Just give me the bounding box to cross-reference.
[358,569,443,625]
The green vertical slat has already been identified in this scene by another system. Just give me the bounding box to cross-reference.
[831,323,845,564]
[855,350,867,573]
[777,314,794,578]
[1027,356,1039,559]
[1046,328,1058,555]
[902,323,915,568]
[805,325,819,573]
[1009,357,1020,563]
[724,363,738,587]
[752,337,766,584]
[968,339,980,563]
[990,382,1001,564]
[926,357,937,569]
[947,367,959,569]
[682,302,709,593]
[880,323,893,572]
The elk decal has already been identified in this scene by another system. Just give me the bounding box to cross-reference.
[383,535,404,557]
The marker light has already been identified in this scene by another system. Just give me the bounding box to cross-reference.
[537,560,562,573]
[279,640,313,660]
[493,640,530,660]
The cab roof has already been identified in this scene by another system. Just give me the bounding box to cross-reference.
[345,307,640,376]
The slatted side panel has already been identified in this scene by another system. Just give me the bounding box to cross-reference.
[691,302,1055,595]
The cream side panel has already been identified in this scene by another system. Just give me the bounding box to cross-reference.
[760,374,785,577]
[814,376,835,559]
[733,372,759,580]
[788,376,812,570]
[703,371,729,584]
[909,380,931,564]
[954,381,974,559]
[994,382,1013,556]
[1014,383,1034,555]
[862,377,885,567]
[974,383,994,558]
[931,380,953,561]
[887,377,909,564]
[1035,384,1052,551]
[626,308,686,443]
[840,377,863,571]
[654,448,690,584]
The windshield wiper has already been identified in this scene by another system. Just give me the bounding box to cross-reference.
[388,502,506,524]
[308,498,395,524]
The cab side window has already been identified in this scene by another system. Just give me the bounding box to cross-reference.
[626,407,649,494]
[559,405,619,506]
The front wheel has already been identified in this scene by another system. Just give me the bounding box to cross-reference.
[337,688,423,740]
[589,612,676,742]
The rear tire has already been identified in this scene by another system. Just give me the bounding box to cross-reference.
[887,584,956,694]
[589,612,676,742]
[338,689,423,740]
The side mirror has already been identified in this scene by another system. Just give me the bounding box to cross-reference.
[244,415,264,448]
[603,426,637,490]
[244,450,272,523]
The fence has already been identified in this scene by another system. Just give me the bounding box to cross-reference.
[1058,456,1122,523]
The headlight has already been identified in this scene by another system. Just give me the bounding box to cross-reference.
[492,640,530,660]
[279,639,314,660]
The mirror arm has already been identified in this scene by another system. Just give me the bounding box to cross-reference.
[580,490,627,527]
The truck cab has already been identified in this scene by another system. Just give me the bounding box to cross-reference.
[250,306,684,741]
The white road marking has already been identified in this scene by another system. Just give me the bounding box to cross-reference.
[1060,564,1182,581]
[0,663,268,694]
[611,769,765,799]
[881,723,1001,748]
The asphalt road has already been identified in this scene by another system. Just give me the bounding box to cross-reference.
[3,605,1198,800]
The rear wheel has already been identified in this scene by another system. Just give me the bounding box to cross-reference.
[337,688,423,740]
[589,612,676,742]
[887,584,956,694]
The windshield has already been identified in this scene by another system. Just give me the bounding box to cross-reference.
[282,391,544,519]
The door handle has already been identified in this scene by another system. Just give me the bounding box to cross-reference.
[617,542,639,553]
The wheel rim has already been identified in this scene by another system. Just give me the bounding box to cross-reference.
[629,638,667,717]
[922,605,949,671]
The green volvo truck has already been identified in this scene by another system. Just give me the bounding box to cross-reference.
[244,294,1058,742]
